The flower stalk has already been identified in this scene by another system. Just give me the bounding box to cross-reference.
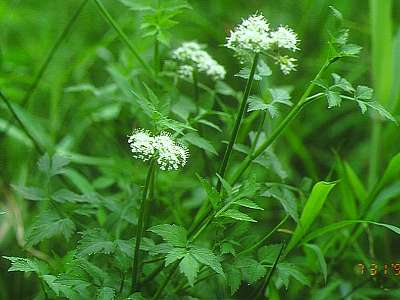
[216,52,259,192]
[131,158,157,292]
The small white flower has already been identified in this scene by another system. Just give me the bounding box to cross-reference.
[177,65,194,80]
[172,42,226,81]
[153,132,189,171]
[276,56,297,75]
[127,129,189,171]
[269,26,299,51]
[128,129,156,162]
[225,13,272,54]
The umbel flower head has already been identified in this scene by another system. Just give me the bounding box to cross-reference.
[225,13,300,74]
[128,129,189,171]
[172,42,226,81]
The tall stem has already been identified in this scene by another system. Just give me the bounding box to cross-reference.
[131,159,156,292]
[216,53,259,192]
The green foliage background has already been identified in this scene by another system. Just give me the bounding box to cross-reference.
[0,0,400,299]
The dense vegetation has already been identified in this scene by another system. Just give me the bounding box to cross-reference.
[1,0,400,299]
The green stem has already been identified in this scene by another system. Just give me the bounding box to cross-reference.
[216,53,259,192]
[93,0,153,75]
[0,90,43,154]
[229,59,336,185]
[131,159,156,292]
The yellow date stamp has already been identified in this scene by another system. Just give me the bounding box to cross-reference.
[357,263,400,276]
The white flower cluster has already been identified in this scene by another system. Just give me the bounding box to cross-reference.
[225,13,299,74]
[128,129,189,171]
[172,42,226,81]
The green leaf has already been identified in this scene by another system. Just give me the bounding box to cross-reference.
[148,224,187,247]
[264,188,298,223]
[235,198,263,210]
[304,220,400,242]
[11,185,46,201]
[179,253,199,286]
[97,287,115,300]
[304,243,327,284]
[196,175,221,209]
[165,248,187,266]
[190,247,224,276]
[219,209,257,222]
[182,132,217,155]
[38,153,70,177]
[329,6,343,21]
[326,90,342,108]
[331,73,354,92]
[344,162,367,204]
[77,229,116,256]
[234,257,266,284]
[340,44,362,56]
[51,189,87,203]
[286,181,337,253]
[3,256,40,273]
[356,100,397,122]
[269,88,292,106]
[226,265,241,295]
[26,210,75,246]
[258,244,284,264]
[355,85,373,100]
[247,95,267,112]
[277,263,310,287]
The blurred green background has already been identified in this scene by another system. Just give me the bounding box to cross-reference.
[1,0,399,299]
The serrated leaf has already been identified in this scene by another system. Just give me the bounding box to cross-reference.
[179,253,199,286]
[220,242,236,256]
[257,59,272,77]
[331,73,354,92]
[77,229,115,256]
[247,96,268,112]
[355,85,373,100]
[234,257,266,284]
[165,248,187,266]
[357,100,397,122]
[226,265,241,295]
[190,247,224,276]
[257,244,284,264]
[277,263,310,287]
[182,132,217,155]
[235,198,263,210]
[326,90,342,108]
[26,210,75,246]
[269,88,292,106]
[3,256,40,273]
[197,119,222,132]
[340,44,362,56]
[219,209,257,222]
[38,154,70,177]
[148,224,187,247]
[11,185,46,201]
[97,287,115,300]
